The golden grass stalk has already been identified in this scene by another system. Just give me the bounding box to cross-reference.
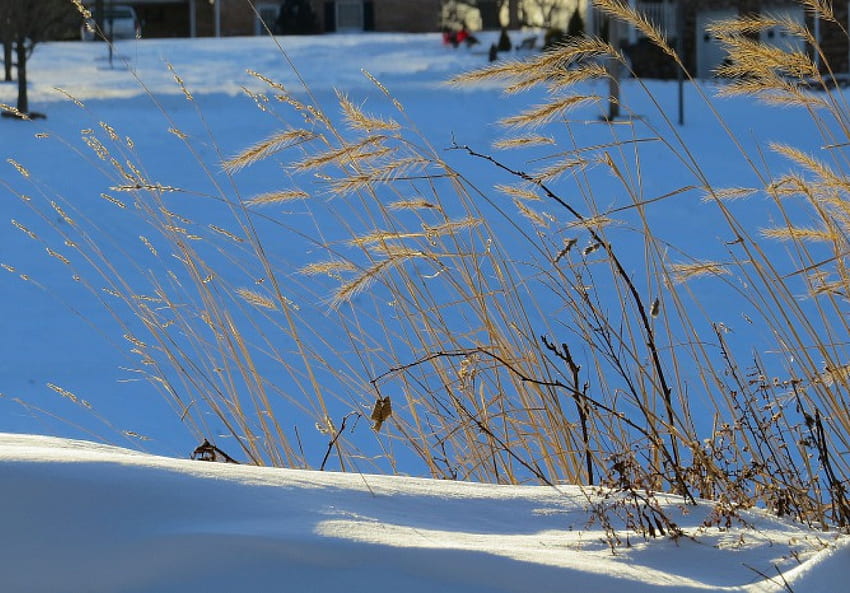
[493,135,555,150]
[702,187,758,202]
[532,157,590,183]
[500,95,598,129]
[496,184,541,201]
[293,135,387,172]
[236,288,278,310]
[815,363,850,387]
[7,159,30,178]
[139,235,158,256]
[223,129,318,173]
[0,103,30,120]
[715,38,818,79]
[11,220,37,240]
[800,0,837,23]
[566,214,617,230]
[514,199,549,228]
[388,199,440,211]
[708,14,784,36]
[70,0,92,19]
[547,62,610,92]
[167,63,194,101]
[715,77,826,108]
[670,261,730,284]
[47,383,81,404]
[50,201,74,226]
[448,58,529,86]
[244,190,310,207]
[209,224,244,243]
[46,248,71,266]
[100,193,127,208]
[450,37,613,88]
[422,217,482,238]
[811,280,849,297]
[332,249,425,307]
[361,69,405,113]
[760,226,835,242]
[594,0,676,59]
[337,91,400,132]
[349,229,425,247]
[329,156,429,195]
[247,69,288,94]
[771,143,844,186]
[300,260,358,277]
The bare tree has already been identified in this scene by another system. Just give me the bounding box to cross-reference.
[497,0,520,28]
[443,0,521,29]
[0,0,76,116]
[521,0,566,29]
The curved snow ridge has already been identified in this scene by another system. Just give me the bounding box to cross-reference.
[0,433,845,593]
[765,537,850,592]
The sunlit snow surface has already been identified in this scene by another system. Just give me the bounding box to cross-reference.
[1,433,847,593]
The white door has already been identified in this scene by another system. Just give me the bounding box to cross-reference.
[696,8,737,78]
[760,4,806,53]
[337,0,364,31]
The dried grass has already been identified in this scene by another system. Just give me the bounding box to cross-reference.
[10,0,850,537]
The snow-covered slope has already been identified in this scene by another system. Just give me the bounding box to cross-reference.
[1,433,846,593]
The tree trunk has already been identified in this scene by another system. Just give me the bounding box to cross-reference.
[3,38,11,82]
[507,0,520,29]
[15,37,26,114]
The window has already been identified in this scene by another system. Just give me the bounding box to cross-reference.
[255,3,279,35]
[337,0,364,31]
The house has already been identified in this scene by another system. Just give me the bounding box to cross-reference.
[83,1,227,37]
[588,1,849,79]
[442,1,849,78]
[90,0,442,38]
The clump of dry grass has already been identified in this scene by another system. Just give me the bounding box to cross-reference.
[7,0,850,539]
